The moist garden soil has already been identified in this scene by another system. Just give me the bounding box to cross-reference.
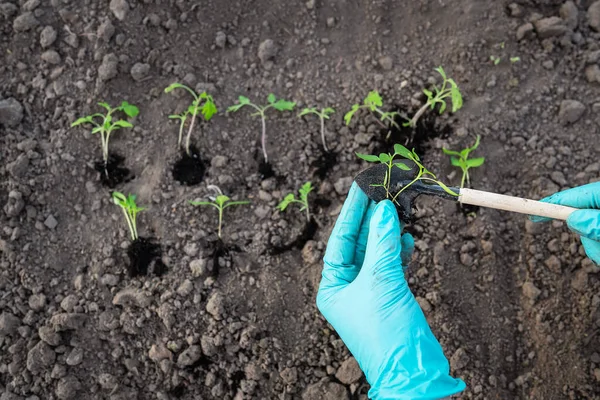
[1,0,600,399]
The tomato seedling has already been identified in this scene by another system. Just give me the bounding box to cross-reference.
[277,181,314,222]
[405,66,463,128]
[442,135,485,189]
[298,107,335,152]
[344,90,400,131]
[357,143,457,206]
[112,191,145,241]
[227,94,296,163]
[190,194,250,239]
[71,101,139,167]
[165,83,217,156]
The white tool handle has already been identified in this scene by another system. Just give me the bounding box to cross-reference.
[459,188,577,220]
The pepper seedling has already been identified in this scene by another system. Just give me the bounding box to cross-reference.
[190,193,250,239]
[298,107,335,152]
[112,191,145,241]
[165,83,217,156]
[277,181,314,222]
[71,101,139,167]
[405,66,463,128]
[442,135,485,189]
[227,94,296,163]
[356,143,457,206]
[344,91,400,131]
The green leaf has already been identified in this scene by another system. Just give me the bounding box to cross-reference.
[189,200,217,207]
[91,126,103,134]
[112,191,127,206]
[239,96,250,104]
[299,182,313,200]
[423,88,433,101]
[355,152,380,163]
[442,148,461,157]
[411,149,421,162]
[510,56,520,63]
[201,97,218,121]
[188,104,198,115]
[450,156,461,167]
[299,108,316,117]
[393,144,413,159]
[323,107,335,116]
[121,101,139,118]
[223,200,251,209]
[378,153,391,163]
[165,82,183,93]
[438,100,447,114]
[467,135,481,152]
[364,91,383,109]
[71,116,93,127]
[395,162,412,171]
[267,93,276,104]
[112,120,133,128]
[494,57,500,65]
[98,102,111,111]
[450,85,463,113]
[227,103,245,113]
[215,195,230,206]
[344,104,360,125]
[277,193,295,211]
[436,180,459,196]
[272,99,296,112]
[466,157,485,167]
[435,66,447,80]
[460,148,470,159]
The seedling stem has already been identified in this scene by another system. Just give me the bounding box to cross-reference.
[298,107,336,152]
[190,194,250,239]
[442,135,485,188]
[112,192,145,241]
[277,182,314,222]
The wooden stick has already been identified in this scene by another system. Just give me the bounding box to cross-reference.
[459,188,577,220]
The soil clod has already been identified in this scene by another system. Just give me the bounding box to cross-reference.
[172,146,205,185]
[94,153,132,188]
[271,218,318,255]
[126,237,166,277]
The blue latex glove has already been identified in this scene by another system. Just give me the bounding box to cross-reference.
[531,182,600,264]
[317,183,465,400]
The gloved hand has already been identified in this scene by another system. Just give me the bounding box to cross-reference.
[531,181,600,264]
[317,183,465,400]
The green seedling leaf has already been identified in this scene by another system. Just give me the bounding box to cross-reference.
[510,57,520,63]
[468,134,481,151]
[439,100,447,114]
[395,162,412,171]
[344,104,360,125]
[378,153,391,163]
[239,96,250,104]
[466,157,485,167]
[436,180,459,197]
[215,195,230,206]
[423,88,433,100]
[277,193,295,211]
[323,107,335,116]
[272,99,296,112]
[450,86,463,113]
[112,120,133,129]
[121,101,139,118]
[442,148,462,157]
[356,152,380,163]
[299,107,317,117]
[411,149,421,162]
[201,97,218,121]
[164,83,183,93]
[394,144,413,159]
[450,156,461,167]
[71,116,93,127]
[267,93,277,104]
[189,200,217,207]
[435,66,447,80]
[223,200,251,209]
[98,102,111,111]
[364,91,383,109]
[299,182,313,200]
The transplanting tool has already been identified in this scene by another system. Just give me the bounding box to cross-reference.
[355,163,577,223]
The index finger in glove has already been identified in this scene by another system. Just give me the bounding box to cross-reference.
[531,182,600,223]
[321,182,371,289]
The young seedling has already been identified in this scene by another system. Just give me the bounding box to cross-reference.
[165,83,217,156]
[356,143,457,206]
[344,91,400,131]
[442,135,485,189]
[71,101,139,167]
[405,66,463,128]
[227,94,296,163]
[112,192,145,241]
[490,55,501,65]
[190,193,250,239]
[277,182,314,222]
[298,107,335,152]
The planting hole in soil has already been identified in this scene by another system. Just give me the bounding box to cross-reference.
[270,217,318,255]
[373,106,451,155]
[126,237,167,277]
[94,153,132,188]
[458,203,480,216]
[207,239,240,277]
[253,147,276,179]
[311,146,338,179]
[172,145,205,185]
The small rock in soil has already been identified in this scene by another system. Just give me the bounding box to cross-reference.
[560,1,578,29]
[378,56,393,70]
[13,12,39,31]
[589,1,600,32]
[110,0,129,20]
[44,215,58,230]
[571,269,588,291]
[585,65,600,83]
[522,281,541,300]
[516,22,534,41]
[508,2,523,17]
[176,279,194,296]
[50,313,87,331]
[335,357,363,384]
[302,380,349,400]
[56,376,81,400]
[98,53,119,82]
[112,287,152,308]
[66,348,84,366]
[201,335,218,357]
[41,49,61,64]
[29,294,46,311]
[258,39,277,64]
[280,367,298,384]
[558,100,585,125]
[0,98,24,127]
[215,31,226,48]
[97,20,115,42]
[545,255,561,273]
[206,291,225,319]
[534,17,567,39]
[149,344,172,362]
[0,3,18,18]
[334,176,353,195]
[0,312,20,337]
[40,26,57,48]
[301,240,321,265]
[177,345,202,367]
[39,325,61,346]
[4,190,25,217]
[189,258,208,277]
[131,63,150,81]
[8,154,29,179]
[27,341,56,374]
[450,347,470,370]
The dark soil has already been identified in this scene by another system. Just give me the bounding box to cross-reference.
[311,147,338,179]
[93,153,132,188]
[207,239,240,278]
[172,146,205,186]
[126,237,167,277]
[271,218,319,255]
